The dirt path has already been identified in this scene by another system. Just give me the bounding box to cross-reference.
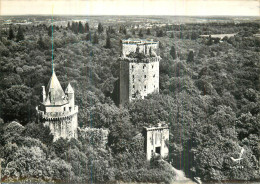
[171,167,196,184]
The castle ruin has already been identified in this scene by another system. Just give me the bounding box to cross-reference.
[36,70,78,141]
[144,122,169,160]
[119,39,161,104]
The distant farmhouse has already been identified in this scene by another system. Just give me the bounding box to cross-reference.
[36,69,78,141]
[119,39,161,105]
[199,33,237,40]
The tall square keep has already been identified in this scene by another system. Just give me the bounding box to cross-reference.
[119,39,161,104]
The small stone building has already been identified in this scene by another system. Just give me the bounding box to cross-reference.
[144,122,169,160]
[36,70,78,141]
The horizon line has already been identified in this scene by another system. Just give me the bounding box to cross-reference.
[1,14,260,17]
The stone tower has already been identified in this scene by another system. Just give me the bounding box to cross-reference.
[36,71,78,141]
[119,39,161,104]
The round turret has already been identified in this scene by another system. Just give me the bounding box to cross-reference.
[65,83,74,109]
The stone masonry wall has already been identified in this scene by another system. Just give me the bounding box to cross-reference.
[129,60,159,101]
[120,60,130,105]
[43,112,78,141]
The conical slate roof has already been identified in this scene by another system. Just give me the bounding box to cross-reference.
[44,71,68,106]
[65,83,74,93]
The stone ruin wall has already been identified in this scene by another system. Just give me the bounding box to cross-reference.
[145,127,169,160]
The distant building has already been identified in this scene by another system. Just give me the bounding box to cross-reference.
[144,122,169,160]
[119,39,161,104]
[36,70,78,141]
[199,33,237,40]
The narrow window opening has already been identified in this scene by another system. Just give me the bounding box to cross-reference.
[156,147,161,155]
[144,75,146,78]
[133,85,135,88]
[64,107,66,112]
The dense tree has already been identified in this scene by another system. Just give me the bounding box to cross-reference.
[146,28,151,35]
[119,26,123,34]
[186,50,194,63]
[92,32,99,44]
[156,29,164,37]
[8,26,15,40]
[207,35,213,45]
[48,26,52,37]
[138,29,143,37]
[37,35,45,49]
[23,122,54,145]
[86,32,91,41]
[108,113,134,153]
[119,26,127,34]
[3,145,71,182]
[122,27,127,35]
[170,45,177,59]
[71,21,79,34]
[0,85,35,123]
[105,34,111,48]
[107,26,115,35]
[78,21,84,34]
[170,32,174,38]
[191,32,198,40]
[84,22,89,32]
[98,23,103,34]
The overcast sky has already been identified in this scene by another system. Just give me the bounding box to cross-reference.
[1,0,259,16]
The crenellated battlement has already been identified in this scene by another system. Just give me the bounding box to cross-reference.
[121,39,159,58]
[38,106,78,121]
[119,56,161,63]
